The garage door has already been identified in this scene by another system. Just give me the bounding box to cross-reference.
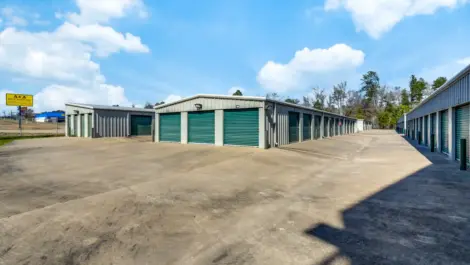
[440,110,449,154]
[73,114,78,137]
[455,105,469,162]
[314,116,321,139]
[159,113,181,142]
[224,109,259,147]
[424,116,428,146]
[303,114,312,141]
[130,115,152,136]
[431,113,436,148]
[323,117,329,137]
[189,111,215,144]
[88,113,92,138]
[288,112,299,143]
[330,119,334,137]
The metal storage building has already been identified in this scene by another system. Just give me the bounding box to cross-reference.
[65,103,155,138]
[398,63,470,165]
[154,94,359,149]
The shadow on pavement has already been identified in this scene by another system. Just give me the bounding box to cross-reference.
[304,137,470,265]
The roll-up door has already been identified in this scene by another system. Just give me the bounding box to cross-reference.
[159,113,181,142]
[431,113,436,148]
[88,113,92,138]
[303,114,312,141]
[330,118,334,137]
[224,109,259,147]
[188,111,215,144]
[67,115,72,137]
[440,110,449,154]
[324,117,329,137]
[455,105,469,163]
[288,112,300,143]
[314,116,321,139]
[424,116,428,146]
[131,115,153,136]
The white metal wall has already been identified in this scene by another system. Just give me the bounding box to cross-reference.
[156,98,264,113]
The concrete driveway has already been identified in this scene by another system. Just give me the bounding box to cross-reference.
[0,131,469,265]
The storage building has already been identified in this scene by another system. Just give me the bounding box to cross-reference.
[399,63,470,165]
[65,103,155,138]
[154,95,358,149]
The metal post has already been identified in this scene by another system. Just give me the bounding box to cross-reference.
[18,106,22,136]
[431,134,435,152]
[460,139,467,171]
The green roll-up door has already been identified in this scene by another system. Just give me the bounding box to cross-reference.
[440,110,449,154]
[131,115,153,136]
[324,117,328,137]
[330,118,334,137]
[314,116,321,139]
[431,113,436,147]
[159,113,181,142]
[288,112,299,143]
[455,105,469,162]
[424,116,428,146]
[224,109,259,147]
[88,113,92,138]
[303,114,312,141]
[189,111,215,144]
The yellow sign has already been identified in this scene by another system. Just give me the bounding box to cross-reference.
[5,93,33,107]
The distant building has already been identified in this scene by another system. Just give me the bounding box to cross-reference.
[35,111,65,123]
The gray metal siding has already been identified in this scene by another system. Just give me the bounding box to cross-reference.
[266,103,353,147]
[94,110,153,138]
[156,98,264,113]
[408,73,470,119]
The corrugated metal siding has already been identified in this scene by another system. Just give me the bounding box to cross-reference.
[156,98,264,113]
[94,110,153,137]
[408,73,470,119]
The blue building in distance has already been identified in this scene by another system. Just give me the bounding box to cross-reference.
[34,111,65,123]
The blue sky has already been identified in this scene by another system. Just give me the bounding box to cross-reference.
[1,0,470,112]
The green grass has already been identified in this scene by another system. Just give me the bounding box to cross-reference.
[0,134,64,147]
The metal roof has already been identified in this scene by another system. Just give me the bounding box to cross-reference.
[65,103,155,113]
[407,63,470,116]
[154,94,357,120]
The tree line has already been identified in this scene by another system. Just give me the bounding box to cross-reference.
[265,72,447,129]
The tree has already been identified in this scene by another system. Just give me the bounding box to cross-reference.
[401,89,411,107]
[302,96,313,107]
[332,81,347,115]
[409,75,428,105]
[132,104,135,108]
[312,87,326,110]
[155,101,165,106]
[144,102,154,109]
[432,77,447,90]
[361,71,380,107]
[232,90,243,96]
[266,93,280,100]
[285,98,300,104]
[112,105,120,107]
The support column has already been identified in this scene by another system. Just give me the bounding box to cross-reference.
[181,112,188,144]
[327,117,330,137]
[154,113,160,142]
[320,115,324,138]
[448,108,454,160]
[215,110,223,146]
[259,107,266,149]
[299,113,304,141]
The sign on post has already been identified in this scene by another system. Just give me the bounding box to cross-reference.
[6,93,34,107]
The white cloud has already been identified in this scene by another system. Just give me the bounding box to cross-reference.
[324,0,470,39]
[0,89,15,112]
[0,1,149,112]
[257,44,365,92]
[164,94,183,103]
[56,22,149,56]
[1,7,28,27]
[228,86,245,95]
[33,84,132,111]
[457,57,470,65]
[67,0,147,25]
